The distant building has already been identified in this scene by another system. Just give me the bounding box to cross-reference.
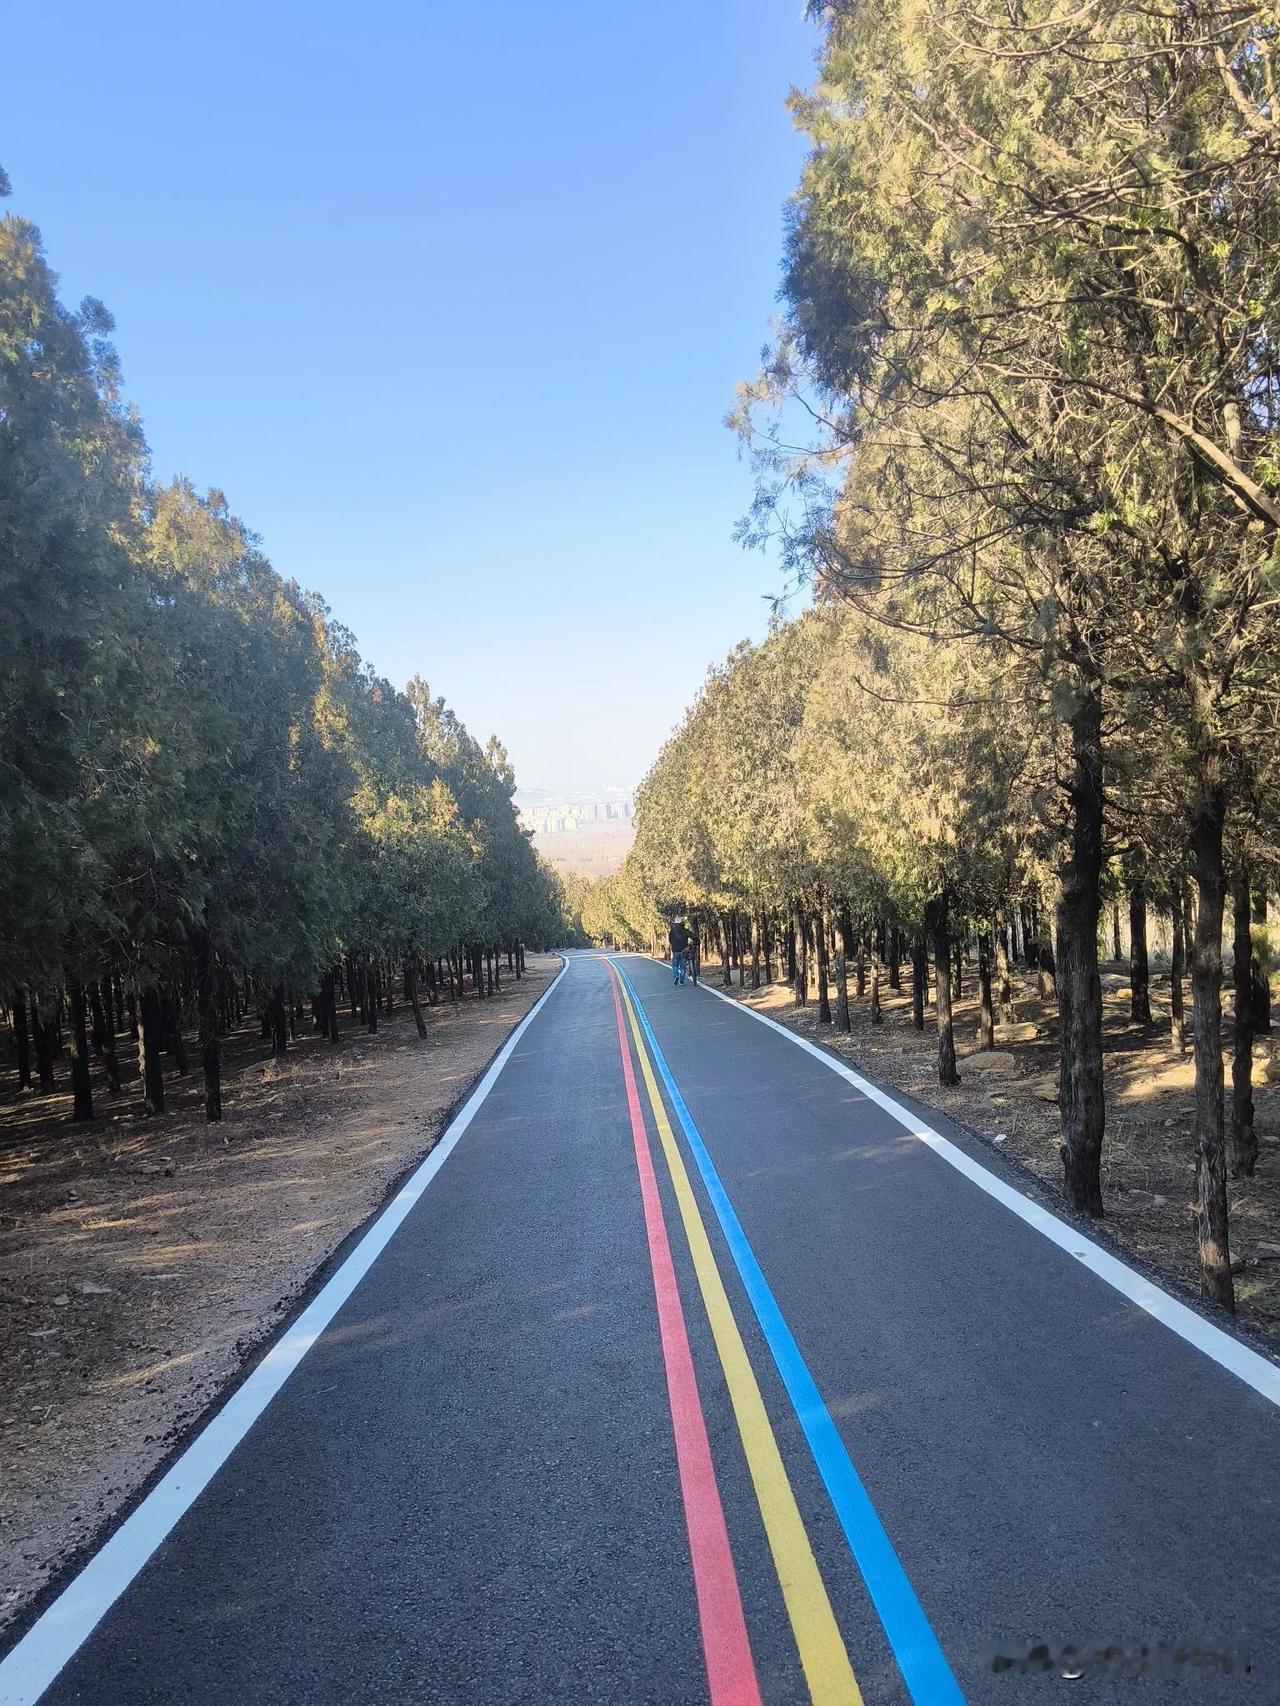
[512,787,637,875]
[515,788,636,845]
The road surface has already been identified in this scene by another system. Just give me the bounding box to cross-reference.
[3,951,1278,1704]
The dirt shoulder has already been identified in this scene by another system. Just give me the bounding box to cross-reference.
[699,958,1280,1353]
[0,956,559,1636]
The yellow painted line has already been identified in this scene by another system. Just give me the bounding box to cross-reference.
[613,967,864,1706]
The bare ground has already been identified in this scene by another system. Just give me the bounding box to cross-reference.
[706,959,1280,1350]
[0,956,559,1635]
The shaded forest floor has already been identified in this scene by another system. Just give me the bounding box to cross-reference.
[704,956,1280,1354]
[0,957,559,1636]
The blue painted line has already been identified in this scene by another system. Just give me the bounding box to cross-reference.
[614,958,967,1706]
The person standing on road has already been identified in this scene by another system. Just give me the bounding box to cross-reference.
[669,917,691,986]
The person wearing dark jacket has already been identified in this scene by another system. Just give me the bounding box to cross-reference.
[669,918,690,986]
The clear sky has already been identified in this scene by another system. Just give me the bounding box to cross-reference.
[5,1,816,793]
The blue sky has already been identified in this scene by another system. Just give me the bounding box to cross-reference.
[5,0,817,792]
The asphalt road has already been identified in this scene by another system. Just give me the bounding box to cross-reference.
[3,951,1279,1704]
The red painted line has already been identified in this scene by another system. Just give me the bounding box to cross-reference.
[607,972,762,1706]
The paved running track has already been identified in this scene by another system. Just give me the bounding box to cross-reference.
[3,951,1279,1705]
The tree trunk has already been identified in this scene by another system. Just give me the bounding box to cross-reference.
[750,913,761,990]
[855,927,866,999]
[887,927,901,991]
[407,961,428,1039]
[67,979,94,1121]
[995,926,1015,1024]
[1056,683,1105,1217]
[271,984,289,1054]
[1231,869,1257,1178]
[762,914,773,984]
[167,994,189,1075]
[89,980,106,1052]
[139,987,165,1115]
[911,936,926,1032]
[869,947,882,1025]
[791,902,807,1006]
[31,994,56,1092]
[1182,881,1196,1002]
[815,907,832,1024]
[1169,885,1187,1053]
[1111,901,1123,962]
[978,930,995,1051]
[1251,890,1271,1033]
[12,986,31,1091]
[951,940,963,1003]
[90,983,121,1091]
[1020,899,1037,969]
[1037,938,1056,1001]
[1190,788,1235,1310]
[926,893,959,1085]
[193,929,222,1121]
[1128,879,1152,1023]
[834,908,851,1033]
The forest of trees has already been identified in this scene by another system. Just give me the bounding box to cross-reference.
[583,0,1280,1316]
[0,171,566,1129]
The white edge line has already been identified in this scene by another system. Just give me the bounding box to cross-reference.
[0,959,570,1706]
[638,953,1280,1410]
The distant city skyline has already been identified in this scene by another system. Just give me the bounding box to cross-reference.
[517,790,635,837]
[514,784,636,877]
